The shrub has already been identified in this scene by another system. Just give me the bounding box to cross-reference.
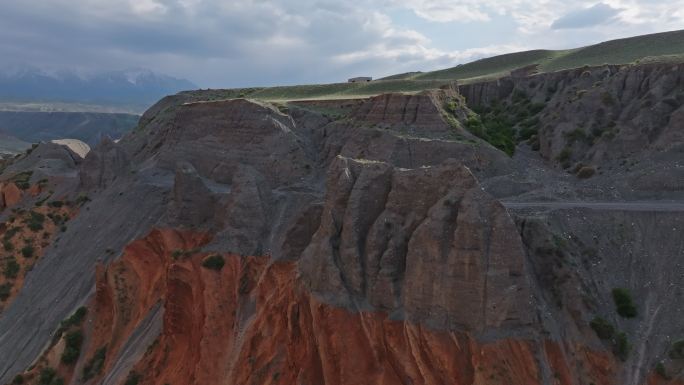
[125,371,141,385]
[444,100,458,113]
[564,128,589,144]
[3,227,20,241]
[612,288,637,318]
[61,306,87,328]
[171,249,184,259]
[48,201,64,208]
[0,283,11,301]
[615,332,630,361]
[21,244,35,258]
[655,362,669,379]
[669,340,684,359]
[518,126,538,141]
[557,148,572,168]
[82,347,107,381]
[75,194,90,206]
[3,240,14,251]
[12,171,33,190]
[38,367,56,385]
[11,374,24,384]
[35,197,49,207]
[528,103,545,115]
[202,255,225,271]
[26,211,46,232]
[4,258,20,279]
[512,90,528,103]
[576,166,596,179]
[590,317,615,340]
[61,330,83,364]
[465,114,515,156]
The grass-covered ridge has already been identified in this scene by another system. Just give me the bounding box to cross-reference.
[180,29,684,104]
[413,29,684,81]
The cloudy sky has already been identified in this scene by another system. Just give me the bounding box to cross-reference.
[0,0,682,87]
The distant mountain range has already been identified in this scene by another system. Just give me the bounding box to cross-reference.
[0,110,138,146]
[0,66,197,110]
[0,132,30,155]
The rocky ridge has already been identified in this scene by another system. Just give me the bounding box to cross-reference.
[0,61,682,385]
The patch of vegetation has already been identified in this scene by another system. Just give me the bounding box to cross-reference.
[564,128,590,144]
[11,374,24,384]
[4,258,20,279]
[465,114,515,156]
[171,248,199,260]
[464,93,546,156]
[3,226,20,241]
[12,171,33,190]
[590,317,615,340]
[668,340,684,359]
[38,367,63,385]
[53,306,88,345]
[62,306,87,328]
[557,148,572,168]
[26,211,46,232]
[74,194,90,206]
[47,213,66,226]
[0,283,11,301]
[615,332,630,361]
[47,200,64,208]
[82,347,107,381]
[21,244,35,258]
[61,330,84,364]
[612,288,638,318]
[655,362,669,379]
[444,99,460,114]
[3,239,14,251]
[35,196,50,207]
[124,371,142,385]
[202,254,225,271]
[576,166,596,179]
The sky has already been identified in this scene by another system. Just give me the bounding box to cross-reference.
[0,0,682,88]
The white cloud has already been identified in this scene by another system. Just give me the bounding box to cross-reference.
[129,0,167,16]
[0,0,682,87]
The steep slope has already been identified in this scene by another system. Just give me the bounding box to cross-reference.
[415,29,684,81]
[0,61,683,385]
[459,61,684,200]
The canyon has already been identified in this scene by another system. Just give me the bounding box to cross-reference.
[0,60,683,385]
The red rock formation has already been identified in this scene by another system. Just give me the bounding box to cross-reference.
[76,228,623,385]
[0,182,22,208]
[83,228,212,382]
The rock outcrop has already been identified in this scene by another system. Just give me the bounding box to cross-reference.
[299,157,533,332]
[459,63,684,173]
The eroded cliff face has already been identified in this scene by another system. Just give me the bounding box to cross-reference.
[298,157,533,333]
[459,63,684,197]
[17,228,606,385]
[0,64,683,385]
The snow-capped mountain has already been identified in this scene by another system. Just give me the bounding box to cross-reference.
[0,66,197,108]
